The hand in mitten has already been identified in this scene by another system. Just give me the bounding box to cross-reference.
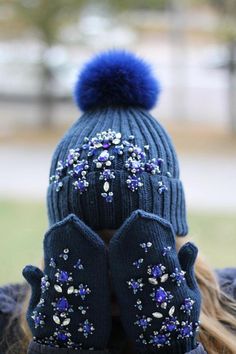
[109,210,201,354]
[23,214,111,350]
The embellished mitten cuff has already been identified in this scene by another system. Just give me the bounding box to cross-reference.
[109,210,201,353]
[23,214,111,350]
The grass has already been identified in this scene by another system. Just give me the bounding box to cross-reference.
[0,199,235,285]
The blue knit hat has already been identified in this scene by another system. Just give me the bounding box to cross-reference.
[47,50,188,236]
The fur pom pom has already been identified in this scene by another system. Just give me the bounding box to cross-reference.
[74,50,160,111]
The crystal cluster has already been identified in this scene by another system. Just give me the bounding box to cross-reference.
[33,246,95,349]
[128,239,197,348]
[50,129,170,203]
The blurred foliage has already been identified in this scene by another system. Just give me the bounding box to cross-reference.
[10,0,86,45]
[0,199,235,285]
[194,0,236,41]
[111,0,169,11]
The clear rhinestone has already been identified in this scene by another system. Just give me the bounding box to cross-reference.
[62,318,71,326]
[53,315,61,324]
[152,312,163,318]
[54,285,62,293]
[103,181,110,192]
[67,286,74,294]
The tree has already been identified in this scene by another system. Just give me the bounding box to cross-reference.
[10,0,86,128]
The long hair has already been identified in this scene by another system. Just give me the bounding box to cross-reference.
[6,236,236,354]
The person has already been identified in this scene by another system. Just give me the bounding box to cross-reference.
[0,50,235,354]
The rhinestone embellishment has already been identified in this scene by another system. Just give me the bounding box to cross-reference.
[50,129,170,202]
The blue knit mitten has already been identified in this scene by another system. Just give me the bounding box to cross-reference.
[23,214,111,350]
[109,210,201,354]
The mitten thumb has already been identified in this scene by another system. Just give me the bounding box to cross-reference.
[178,242,199,291]
[22,265,43,312]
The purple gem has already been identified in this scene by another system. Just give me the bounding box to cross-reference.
[167,322,176,331]
[102,140,111,149]
[131,281,139,290]
[58,271,69,283]
[74,161,86,175]
[79,288,86,296]
[151,265,163,278]
[102,169,112,180]
[57,331,68,342]
[157,158,164,167]
[155,287,167,303]
[98,150,109,162]
[133,147,142,155]
[105,194,113,202]
[180,324,192,337]
[153,334,168,345]
[56,297,69,312]
[83,322,92,334]
[75,180,87,192]
[182,298,194,311]
[34,315,41,326]
[127,175,140,191]
[139,318,148,328]
[164,318,177,332]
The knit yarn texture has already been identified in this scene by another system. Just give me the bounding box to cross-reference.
[47,107,188,236]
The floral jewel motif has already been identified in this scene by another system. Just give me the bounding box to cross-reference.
[50,129,170,203]
[49,258,56,268]
[38,298,45,307]
[54,297,70,313]
[161,316,179,332]
[53,328,72,344]
[147,264,168,284]
[41,275,50,293]
[162,246,172,256]
[134,299,143,311]
[75,284,91,300]
[150,287,173,309]
[127,278,144,294]
[177,321,194,339]
[78,305,89,315]
[134,315,152,331]
[78,319,95,338]
[126,175,143,192]
[59,248,70,261]
[180,298,195,314]
[55,270,73,285]
[133,258,144,269]
[170,268,186,286]
[73,259,84,270]
[140,242,152,253]
[31,311,45,328]
[149,331,171,347]
[157,181,168,194]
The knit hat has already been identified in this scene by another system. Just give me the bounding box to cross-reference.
[47,50,188,236]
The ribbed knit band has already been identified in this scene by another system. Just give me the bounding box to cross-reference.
[47,172,187,235]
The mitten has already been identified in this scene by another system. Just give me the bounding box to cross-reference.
[109,210,201,354]
[23,214,111,350]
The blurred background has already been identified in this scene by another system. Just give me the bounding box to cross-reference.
[0,0,235,285]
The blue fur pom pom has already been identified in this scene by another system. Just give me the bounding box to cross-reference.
[74,50,160,112]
